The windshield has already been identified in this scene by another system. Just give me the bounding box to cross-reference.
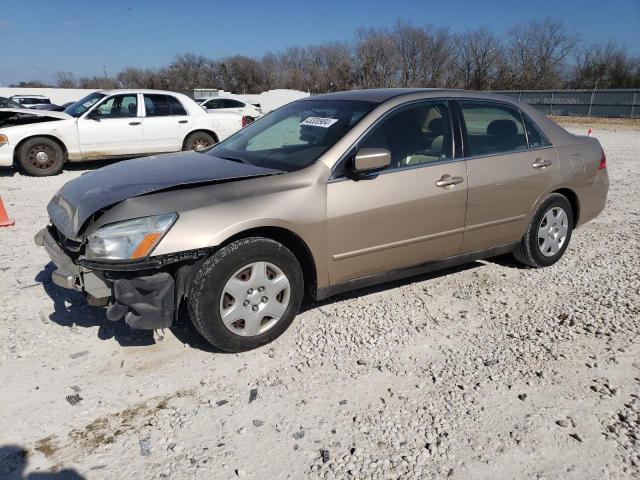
[64,92,106,118]
[0,97,21,108]
[209,99,376,172]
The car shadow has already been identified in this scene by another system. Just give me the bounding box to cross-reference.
[36,263,156,347]
[36,256,507,353]
[0,166,15,177]
[300,261,483,313]
[0,444,85,479]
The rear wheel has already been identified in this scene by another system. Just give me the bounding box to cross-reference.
[188,237,304,352]
[18,137,65,176]
[513,193,573,268]
[183,132,216,151]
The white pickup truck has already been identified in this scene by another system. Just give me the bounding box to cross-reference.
[0,89,243,176]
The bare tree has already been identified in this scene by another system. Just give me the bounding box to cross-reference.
[572,42,640,88]
[54,71,77,88]
[455,28,503,89]
[505,18,578,89]
[353,28,398,88]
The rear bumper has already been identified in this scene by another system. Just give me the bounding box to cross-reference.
[36,227,175,330]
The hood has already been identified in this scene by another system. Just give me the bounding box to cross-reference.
[0,108,71,119]
[47,151,283,239]
[0,108,71,128]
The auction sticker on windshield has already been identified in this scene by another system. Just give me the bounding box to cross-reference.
[300,117,339,128]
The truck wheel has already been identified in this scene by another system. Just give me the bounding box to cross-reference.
[189,237,304,352]
[19,137,65,176]
[183,132,216,151]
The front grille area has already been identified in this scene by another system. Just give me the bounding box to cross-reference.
[47,224,83,257]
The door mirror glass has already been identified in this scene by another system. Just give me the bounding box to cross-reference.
[353,148,391,172]
[87,108,102,120]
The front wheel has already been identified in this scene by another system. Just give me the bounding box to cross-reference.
[513,193,574,268]
[183,132,216,151]
[188,237,304,352]
[18,137,65,176]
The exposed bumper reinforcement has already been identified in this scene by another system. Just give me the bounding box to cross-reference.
[106,272,175,330]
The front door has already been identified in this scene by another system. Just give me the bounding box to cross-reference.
[77,93,144,158]
[327,100,468,285]
[457,100,559,253]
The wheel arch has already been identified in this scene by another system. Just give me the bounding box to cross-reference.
[220,226,318,299]
[181,129,219,150]
[551,187,580,227]
[13,134,68,165]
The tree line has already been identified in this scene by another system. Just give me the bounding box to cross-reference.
[13,18,640,93]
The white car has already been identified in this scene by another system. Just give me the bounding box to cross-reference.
[200,97,263,119]
[0,89,243,176]
[10,95,53,109]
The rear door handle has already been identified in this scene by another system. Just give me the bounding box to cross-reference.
[532,159,552,169]
[178,120,188,124]
[129,121,141,126]
[435,175,464,188]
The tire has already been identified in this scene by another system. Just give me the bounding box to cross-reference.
[18,137,65,176]
[183,132,216,151]
[513,193,574,268]
[188,237,304,352]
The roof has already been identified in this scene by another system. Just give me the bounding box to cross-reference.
[305,88,450,103]
[97,89,192,96]
[302,88,521,105]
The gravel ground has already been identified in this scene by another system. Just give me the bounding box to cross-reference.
[0,122,638,479]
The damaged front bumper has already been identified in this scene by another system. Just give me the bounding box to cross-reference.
[35,226,198,330]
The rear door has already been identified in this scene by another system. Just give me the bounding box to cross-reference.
[327,100,468,285]
[457,100,558,253]
[77,93,144,158]
[141,94,191,153]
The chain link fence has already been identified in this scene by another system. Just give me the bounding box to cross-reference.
[494,89,640,118]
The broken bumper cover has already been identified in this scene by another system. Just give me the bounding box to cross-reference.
[36,227,175,330]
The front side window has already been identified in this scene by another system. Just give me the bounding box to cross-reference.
[460,102,528,156]
[209,99,376,172]
[359,101,453,170]
[96,94,138,118]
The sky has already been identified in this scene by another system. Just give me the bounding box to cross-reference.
[0,0,639,86]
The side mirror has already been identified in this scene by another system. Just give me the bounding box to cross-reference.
[352,148,391,173]
[87,109,102,120]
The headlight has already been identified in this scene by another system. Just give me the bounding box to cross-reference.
[86,214,177,261]
[0,134,8,147]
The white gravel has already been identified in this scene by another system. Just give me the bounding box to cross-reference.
[0,123,639,479]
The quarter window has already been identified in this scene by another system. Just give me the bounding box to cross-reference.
[460,102,528,156]
[523,115,550,148]
[359,102,453,170]
[96,94,138,118]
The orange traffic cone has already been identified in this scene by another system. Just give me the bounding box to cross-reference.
[587,128,592,136]
[0,196,14,227]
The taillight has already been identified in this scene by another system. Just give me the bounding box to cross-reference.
[242,116,254,127]
[598,147,607,170]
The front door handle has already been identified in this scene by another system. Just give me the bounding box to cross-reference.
[178,120,188,124]
[129,121,141,126]
[435,175,464,188]
[532,159,552,169]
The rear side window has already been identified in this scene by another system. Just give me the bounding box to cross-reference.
[221,99,244,108]
[144,95,188,116]
[167,96,187,115]
[523,115,551,149]
[460,102,528,156]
